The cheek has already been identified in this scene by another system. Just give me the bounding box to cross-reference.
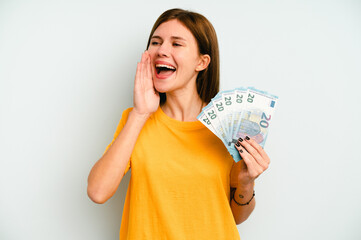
[147,51,155,61]
[147,46,157,57]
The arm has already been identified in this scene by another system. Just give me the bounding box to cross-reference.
[87,51,159,204]
[230,136,270,224]
[87,110,150,204]
[230,183,256,224]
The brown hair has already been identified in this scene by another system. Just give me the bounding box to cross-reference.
[146,8,220,104]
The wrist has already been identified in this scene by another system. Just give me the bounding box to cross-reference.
[131,109,151,121]
[232,182,254,205]
[232,189,255,206]
[129,109,151,126]
[236,181,254,192]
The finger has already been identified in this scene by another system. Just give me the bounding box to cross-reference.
[234,142,263,178]
[135,62,141,86]
[244,136,270,165]
[139,62,144,86]
[145,52,152,81]
[136,61,146,91]
[148,52,155,79]
[140,51,147,63]
[238,137,268,170]
[140,52,152,90]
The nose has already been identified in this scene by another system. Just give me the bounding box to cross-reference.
[157,42,170,57]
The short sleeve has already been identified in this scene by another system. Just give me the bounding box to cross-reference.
[102,107,133,176]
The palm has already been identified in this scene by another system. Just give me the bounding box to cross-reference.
[133,51,159,114]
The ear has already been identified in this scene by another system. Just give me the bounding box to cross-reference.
[195,54,211,72]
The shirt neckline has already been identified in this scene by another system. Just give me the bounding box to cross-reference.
[154,106,205,131]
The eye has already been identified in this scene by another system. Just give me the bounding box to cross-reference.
[151,41,160,46]
[173,42,182,47]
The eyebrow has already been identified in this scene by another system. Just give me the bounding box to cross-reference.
[151,35,187,41]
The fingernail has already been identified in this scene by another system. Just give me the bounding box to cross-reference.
[245,136,250,140]
[238,137,243,142]
[235,142,241,147]
[240,149,243,153]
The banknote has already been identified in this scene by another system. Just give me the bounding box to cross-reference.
[221,90,236,143]
[197,87,278,162]
[198,110,219,138]
[231,87,247,144]
[211,93,230,142]
[202,103,228,145]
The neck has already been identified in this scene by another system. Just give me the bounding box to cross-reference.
[161,88,205,122]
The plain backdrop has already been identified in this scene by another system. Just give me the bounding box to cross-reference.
[1,0,361,239]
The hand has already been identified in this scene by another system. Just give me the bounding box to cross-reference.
[230,136,270,188]
[133,51,160,117]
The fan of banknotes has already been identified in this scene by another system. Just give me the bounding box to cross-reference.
[197,87,278,162]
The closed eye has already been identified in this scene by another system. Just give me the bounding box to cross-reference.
[173,43,182,47]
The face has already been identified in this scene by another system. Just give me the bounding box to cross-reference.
[147,19,209,94]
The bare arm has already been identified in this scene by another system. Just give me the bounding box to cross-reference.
[87,110,150,204]
[87,51,159,204]
[230,183,256,224]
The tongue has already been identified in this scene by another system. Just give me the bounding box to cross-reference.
[158,69,175,77]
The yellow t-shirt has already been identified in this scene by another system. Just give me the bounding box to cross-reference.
[103,107,240,240]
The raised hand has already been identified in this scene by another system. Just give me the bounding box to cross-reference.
[133,51,160,117]
[230,136,270,188]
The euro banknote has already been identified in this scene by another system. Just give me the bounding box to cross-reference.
[197,87,278,162]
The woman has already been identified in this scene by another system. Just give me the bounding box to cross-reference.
[87,8,270,239]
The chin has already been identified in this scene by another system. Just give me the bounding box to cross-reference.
[154,83,168,94]
[153,78,173,93]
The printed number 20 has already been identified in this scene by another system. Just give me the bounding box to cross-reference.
[203,118,211,125]
[207,110,217,120]
[260,112,271,128]
[247,94,255,103]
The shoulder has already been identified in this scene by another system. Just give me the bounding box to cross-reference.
[113,107,133,134]
[102,107,133,155]
[120,107,133,122]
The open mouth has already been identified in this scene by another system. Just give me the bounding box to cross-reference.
[155,64,176,78]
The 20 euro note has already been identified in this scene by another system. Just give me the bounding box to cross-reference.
[211,92,230,143]
[198,110,219,138]
[202,103,228,144]
[231,87,247,144]
[229,88,278,161]
[221,90,236,143]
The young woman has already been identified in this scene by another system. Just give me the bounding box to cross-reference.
[87,8,270,239]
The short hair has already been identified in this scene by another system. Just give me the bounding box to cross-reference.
[146,8,220,104]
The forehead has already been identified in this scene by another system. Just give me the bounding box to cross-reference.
[152,19,195,41]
